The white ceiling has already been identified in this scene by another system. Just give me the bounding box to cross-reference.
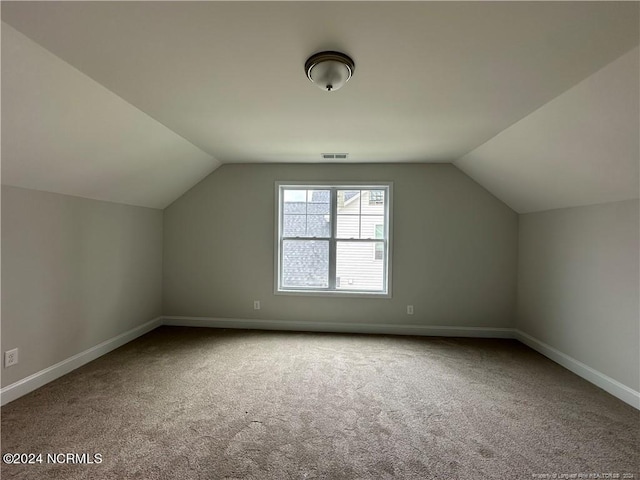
[1,2,638,211]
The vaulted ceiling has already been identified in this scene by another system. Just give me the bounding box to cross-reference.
[2,2,638,211]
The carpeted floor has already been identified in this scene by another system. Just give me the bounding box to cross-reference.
[1,326,638,479]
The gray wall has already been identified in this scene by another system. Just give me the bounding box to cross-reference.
[517,199,640,391]
[163,163,518,327]
[1,186,163,388]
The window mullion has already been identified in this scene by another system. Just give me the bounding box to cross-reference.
[328,188,337,290]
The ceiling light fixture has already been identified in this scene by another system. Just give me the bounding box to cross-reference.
[305,51,355,92]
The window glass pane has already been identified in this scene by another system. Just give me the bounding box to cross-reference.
[360,215,385,239]
[361,190,385,214]
[282,189,330,238]
[337,190,360,213]
[336,241,384,291]
[306,215,330,237]
[283,202,306,214]
[337,215,359,239]
[282,214,306,237]
[307,202,330,215]
[283,190,307,214]
[375,243,384,260]
[307,190,331,214]
[282,240,329,288]
[374,225,384,260]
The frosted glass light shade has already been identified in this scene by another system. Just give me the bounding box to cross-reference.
[305,51,355,92]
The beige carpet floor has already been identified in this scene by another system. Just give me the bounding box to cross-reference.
[1,326,638,479]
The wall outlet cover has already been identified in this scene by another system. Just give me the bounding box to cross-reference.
[5,348,18,368]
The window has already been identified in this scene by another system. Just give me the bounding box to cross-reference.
[369,190,384,205]
[276,183,392,296]
[374,224,384,260]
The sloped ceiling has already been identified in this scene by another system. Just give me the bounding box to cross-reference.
[1,2,638,212]
[456,47,639,213]
[2,24,219,209]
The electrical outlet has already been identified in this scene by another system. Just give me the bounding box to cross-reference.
[253,300,261,310]
[407,305,414,315]
[5,348,18,368]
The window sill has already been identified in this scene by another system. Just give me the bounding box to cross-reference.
[275,289,391,299]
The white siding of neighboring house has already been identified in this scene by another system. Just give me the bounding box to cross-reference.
[336,190,386,291]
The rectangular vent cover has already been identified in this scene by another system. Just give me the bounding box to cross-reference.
[322,153,349,159]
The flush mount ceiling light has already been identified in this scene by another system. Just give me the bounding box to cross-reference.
[305,51,355,92]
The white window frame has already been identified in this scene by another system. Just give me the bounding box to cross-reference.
[274,182,393,298]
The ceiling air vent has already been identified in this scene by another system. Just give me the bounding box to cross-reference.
[322,153,349,160]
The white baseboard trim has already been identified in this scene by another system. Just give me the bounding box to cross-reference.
[514,329,640,410]
[162,315,516,338]
[0,317,163,406]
